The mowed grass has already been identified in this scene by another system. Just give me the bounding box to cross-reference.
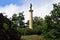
[21,35,46,40]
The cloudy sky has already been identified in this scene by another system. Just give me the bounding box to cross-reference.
[0,0,60,22]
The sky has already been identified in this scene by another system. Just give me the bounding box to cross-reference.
[0,0,60,22]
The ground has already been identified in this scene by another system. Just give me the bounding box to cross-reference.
[21,35,46,40]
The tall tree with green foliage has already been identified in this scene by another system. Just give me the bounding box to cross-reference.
[43,3,60,39]
[12,12,25,28]
[12,13,18,27]
[33,16,44,28]
[33,16,44,35]
[17,12,25,27]
[50,3,60,38]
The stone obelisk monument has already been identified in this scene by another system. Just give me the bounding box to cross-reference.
[29,3,33,29]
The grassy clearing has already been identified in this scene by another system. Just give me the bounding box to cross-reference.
[21,35,60,40]
[21,35,46,40]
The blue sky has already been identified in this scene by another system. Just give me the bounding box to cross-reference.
[0,0,23,6]
[0,0,59,22]
[0,0,58,7]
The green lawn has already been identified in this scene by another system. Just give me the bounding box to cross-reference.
[21,35,46,40]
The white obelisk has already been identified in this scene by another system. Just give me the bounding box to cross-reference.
[29,3,33,29]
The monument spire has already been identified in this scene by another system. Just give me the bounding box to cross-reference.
[29,3,33,29]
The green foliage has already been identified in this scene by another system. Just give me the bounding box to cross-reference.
[3,23,9,30]
[42,29,56,38]
[12,13,18,27]
[12,13,17,21]
[12,12,25,27]
[51,4,60,22]
[42,3,60,39]
[17,27,33,35]
[33,16,44,28]
[33,26,43,35]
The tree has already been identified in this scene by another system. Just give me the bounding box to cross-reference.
[33,26,43,35]
[17,12,25,28]
[12,13,18,27]
[50,3,60,38]
[43,15,56,39]
[43,3,60,39]
[33,16,44,28]
[33,16,44,35]
[12,12,25,28]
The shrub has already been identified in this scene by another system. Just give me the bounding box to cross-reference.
[17,27,33,35]
[33,26,43,35]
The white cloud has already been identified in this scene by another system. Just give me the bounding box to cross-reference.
[0,4,21,18]
[0,0,59,22]
[52,0,59,3]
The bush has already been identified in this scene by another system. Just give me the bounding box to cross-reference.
[17,26,44,35]
[17,27,33,35]
[3,23,9,30]
[33,26,43,35]
[42,29,56,39]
